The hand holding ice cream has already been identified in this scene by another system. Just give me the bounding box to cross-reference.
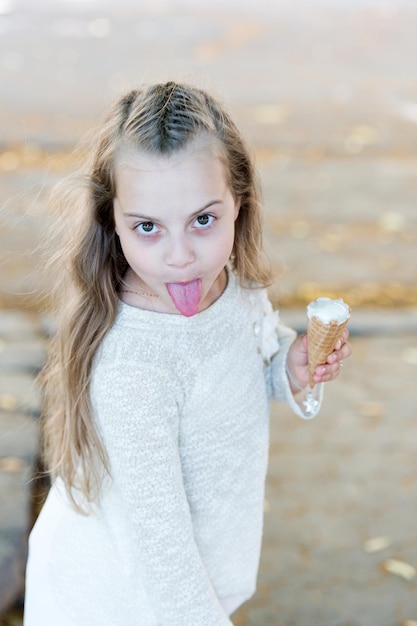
[285,297,352,394]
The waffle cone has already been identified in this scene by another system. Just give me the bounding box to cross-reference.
[307,316,349,388]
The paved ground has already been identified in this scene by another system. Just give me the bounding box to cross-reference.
[1,0,417,624]
[0,312,42,618]
[234,322,417,626]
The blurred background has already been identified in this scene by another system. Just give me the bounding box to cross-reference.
[1,0,417,309]
[1,1,417,624]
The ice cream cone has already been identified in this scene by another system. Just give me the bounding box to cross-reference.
[307,297,351,388]
[307,316,349,388]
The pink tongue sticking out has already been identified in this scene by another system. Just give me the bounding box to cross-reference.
[166,279,202,317]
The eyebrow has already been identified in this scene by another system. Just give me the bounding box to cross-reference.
[123,199,223,219]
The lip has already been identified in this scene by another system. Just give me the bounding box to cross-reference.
[165,278,200,286]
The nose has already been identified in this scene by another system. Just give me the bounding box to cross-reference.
[165,235,196,269]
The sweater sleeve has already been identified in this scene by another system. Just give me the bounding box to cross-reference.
[268,322,323,420]
[92,360,233,626]
[253,288,323,419]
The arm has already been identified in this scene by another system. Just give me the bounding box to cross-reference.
[93,362,233,626]
[270,326,351,419]
[268,321,323,419]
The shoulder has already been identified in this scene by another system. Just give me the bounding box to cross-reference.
[233,272,275,315]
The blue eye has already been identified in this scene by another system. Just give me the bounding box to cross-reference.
[195,214,215,228]
[137,221,158,236]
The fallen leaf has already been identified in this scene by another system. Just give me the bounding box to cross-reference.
[0,456,25,472]
[383,559,417,581]
[363,536,391,553]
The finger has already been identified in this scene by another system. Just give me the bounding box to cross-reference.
[334,329,350,351]
[329,337,352,363]
[327,349,343,364]
[339,341,352,359]
[314,360,343,383]
[341,328,350,342]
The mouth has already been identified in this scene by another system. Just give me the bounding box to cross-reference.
[166,278,202,317]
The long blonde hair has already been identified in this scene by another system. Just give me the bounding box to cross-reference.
[40,81,272,509]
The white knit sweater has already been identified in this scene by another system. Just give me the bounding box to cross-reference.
[24,271,322,626]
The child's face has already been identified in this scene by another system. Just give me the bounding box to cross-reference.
[113,143,240,316]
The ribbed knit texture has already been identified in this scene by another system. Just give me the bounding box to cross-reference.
[24,271,321,626]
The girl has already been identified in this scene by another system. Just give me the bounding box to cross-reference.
[24,82,351,625]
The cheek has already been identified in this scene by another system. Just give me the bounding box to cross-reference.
[213,226,235,261]
[123,241,158,273]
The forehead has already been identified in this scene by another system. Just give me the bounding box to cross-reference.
[113,140,229,198]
